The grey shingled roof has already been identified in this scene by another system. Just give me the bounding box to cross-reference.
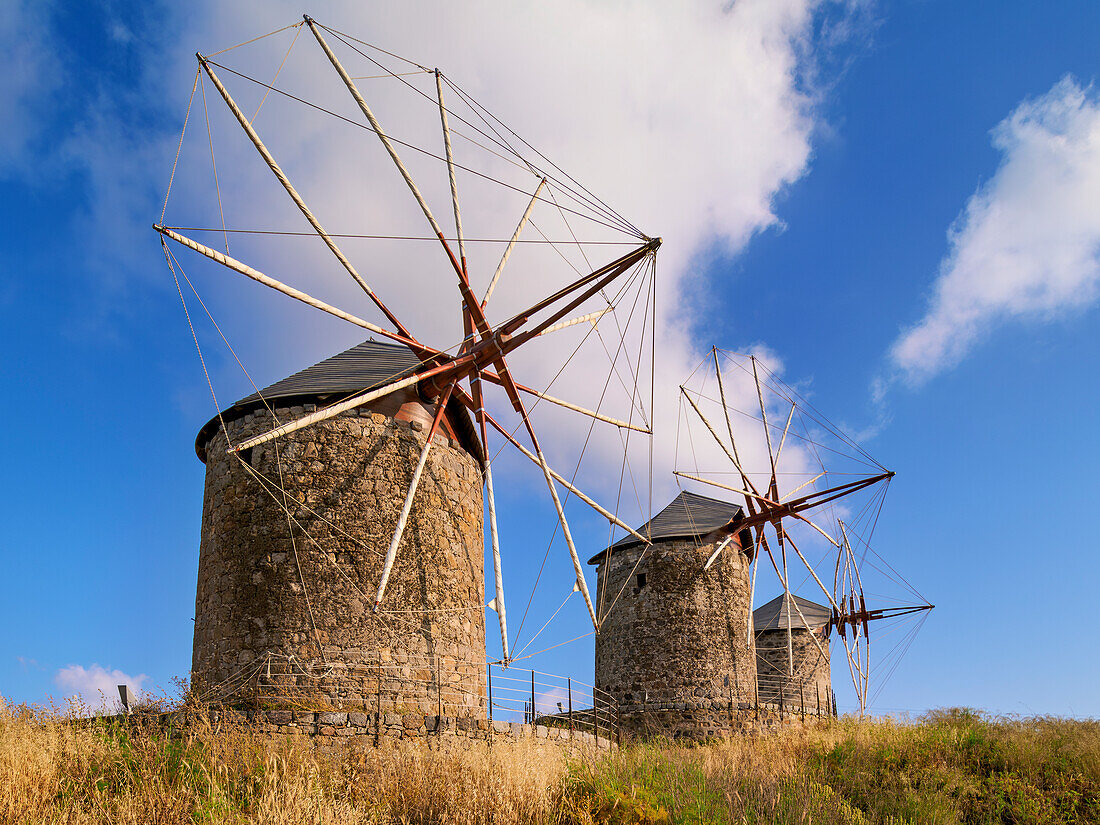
[235,340,422,407]
[586,490,748,564]
[753,593,831,632]
[195,339,479,462]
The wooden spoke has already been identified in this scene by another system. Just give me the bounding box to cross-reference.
[776,530,794,676]
[455,388,649,546]
[789,513,842,548]
[155,226,428,351]
[306,20,449,252]
[535,307,612,337]
[197,54,417,343]
[713,348,750,490]
[498,240,658,341]
[782,531,843,614]
[482,179,546,308]
[679,389,763,500]
[229,367,441,453]
[781,471,826,502]
[530,425,599,630]
[703,535,735,571]
[747,528,763,646]
[470,371,510,663]
[772,403,796,479]
[374,382,455,608]
[479,369,650,433]
[435,70,467,273]
[752,357,779,502]
[673,471,771,504]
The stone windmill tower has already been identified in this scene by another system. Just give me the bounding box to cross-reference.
[157,16,664,723]
[192,340,487,716]
[589,490,755,740]
[753,593,833,715]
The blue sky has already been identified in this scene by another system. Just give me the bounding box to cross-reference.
[2,0,1099,718]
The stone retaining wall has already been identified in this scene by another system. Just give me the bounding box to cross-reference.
[616,701,816,742]
[146,709,616,752]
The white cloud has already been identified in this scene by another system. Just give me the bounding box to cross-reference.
[891,75,1100,384]
[55,663,148,712]
[0,0,59,174]
[23,1,869,531]
[148,2,861,500]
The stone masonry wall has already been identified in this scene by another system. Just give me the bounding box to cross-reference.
[111,709,616,754]
[238,708,616,753]
[193,402,485,718]
[755,628,832,715]
[615,702,810,742]
[593,534,756,731]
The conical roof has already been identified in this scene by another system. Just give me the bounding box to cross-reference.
[586,490,749,564]
[233,339,422,407]
[753,593,831,632]
[195,339,478,462]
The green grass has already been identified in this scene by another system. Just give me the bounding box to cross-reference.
[2,700,1098,823]
[562,709,1100,824]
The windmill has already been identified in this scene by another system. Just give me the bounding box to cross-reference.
[830,519,934,714]
[675,347,932,715]
[155,15,659,684]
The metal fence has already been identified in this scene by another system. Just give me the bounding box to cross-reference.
[201,649,833,735]
[486,663,620,744]
[199,649,622,741]
[754,673,837,719]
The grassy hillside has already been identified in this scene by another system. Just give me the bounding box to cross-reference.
[1,700,1097,823]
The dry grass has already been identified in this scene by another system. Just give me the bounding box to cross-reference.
[562,710,1100,824]
[1,699,1097,824]
[0,698,568,824]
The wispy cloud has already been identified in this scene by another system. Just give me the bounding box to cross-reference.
[13,1,875,520]
[890,76,1100,385]
[154,1,870,506]
[55,663,148,711]
[0,0,60,175]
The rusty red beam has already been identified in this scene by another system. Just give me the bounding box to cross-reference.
[501,242,657,349]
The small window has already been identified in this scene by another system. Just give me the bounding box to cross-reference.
[636,573,647,588]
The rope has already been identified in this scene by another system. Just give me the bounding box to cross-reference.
[440,72,642,237]
[309,23,639,237]
[163,226,637,244]
[509,630,594,662]
[167,245,330,661]
[206,21,303,58]
[160,69,200,224]
[507,259,651,648]
[203,58,635,238]
[513,590,573,660]
[162,35,663,658]
[199,74,230,255]
[249,23,302,125]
